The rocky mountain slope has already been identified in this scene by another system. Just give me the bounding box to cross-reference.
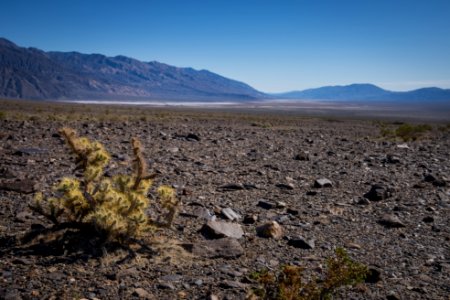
[0,38,265,101]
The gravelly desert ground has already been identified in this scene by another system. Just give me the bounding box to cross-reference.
[0,100,449,300]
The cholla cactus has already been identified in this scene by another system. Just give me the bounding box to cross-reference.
[30,127,179,243]
[157,185,180,227]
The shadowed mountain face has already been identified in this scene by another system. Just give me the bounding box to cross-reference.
[275,84,450,102]
[0,38,265,101]
[2,37,450,103]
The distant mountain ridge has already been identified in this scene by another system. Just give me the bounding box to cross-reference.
[274,83,450,102]
[1,37,450,103]
[0,38,266,101]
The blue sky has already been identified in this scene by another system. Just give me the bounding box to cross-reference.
[1,0,450,92]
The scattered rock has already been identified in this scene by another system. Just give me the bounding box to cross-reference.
[385,154,401,164]
[201,220,244,239]
[0,167,17,179]
[167,147,179,153]
[0,111,448,299]
[133,288,154,299]
[276,201,286,208]
[314,178,333,188]
[219,183,245,191]
[243,214,258,224]
[364,184,392,201]
[257,200,276,209]
[160,274,183,282]
[219,280,247,289]
[423,174,446,187]
[294,151,310,161]
[188,238,244,258]
[0,179,36,194]
[14,148,48,156]
[274,214,290,224]
[186,133,200,141]
[396,143,409,149]
[221,207,241,221]
[422,216,434,223]
[365,267,382,283]
[2,290,21,300]
[356,197,371,205]
[386,291,401,300]
[12,258,32,265]
[276,183,295,190]
[378,214,405,228]
[14,211,33,223]
[286,208,300,215]
[180,206,214,220]
[157,282,175,290]
[117,267,140,280]
[346,242,362,249]
[287,236,315,249]
[256,221,283,239]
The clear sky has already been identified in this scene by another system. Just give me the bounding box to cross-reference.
[1,0,450,92]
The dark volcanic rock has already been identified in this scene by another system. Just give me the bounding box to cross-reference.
[287,236,315,249]
[364,184,392,201]
[243,214,258,224]
[378,214,406,228]
[186,133,201,141]
[365,267,382,283]
[276,183,295,190]
[0,167,17,179]
[423,173,446,187]
[218,183,245,191]
[294,151,310,161]
[14,148,48,156]
[384,154,401,164]
[257,200,276,209]
[0,179,36,194]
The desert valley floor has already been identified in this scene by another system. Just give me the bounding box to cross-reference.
[0,100,449,299]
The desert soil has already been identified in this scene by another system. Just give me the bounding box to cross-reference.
[0,102,449,299]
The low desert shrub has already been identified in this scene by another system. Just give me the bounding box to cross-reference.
[379,122,432,141]
[30,127,180,244]
[0,111,5,120]
[248,248,368,300]
[394,123,432,141]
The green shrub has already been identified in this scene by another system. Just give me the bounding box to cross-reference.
[0,111,5,120]
[30,127,180,244]
[378,122,433,141]
[249,248,368,300]
[395,123,432,141]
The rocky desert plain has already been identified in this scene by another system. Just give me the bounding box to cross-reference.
[0,99,449,300]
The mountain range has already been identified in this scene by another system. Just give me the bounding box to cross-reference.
[1,37,450,103]
[0,38,265,101]
[274,84,450,102]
